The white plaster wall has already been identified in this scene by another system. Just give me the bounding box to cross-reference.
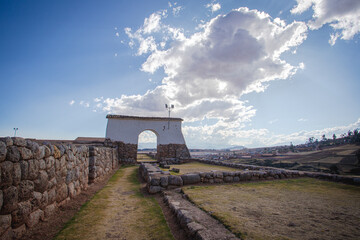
[106,118,186,145]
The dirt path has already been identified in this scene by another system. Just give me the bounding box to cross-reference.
[55,166,173,240]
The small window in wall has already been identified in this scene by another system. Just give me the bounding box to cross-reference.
[137,130,157,162]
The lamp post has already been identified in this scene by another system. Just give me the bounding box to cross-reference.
[13,128,18,137]
[165,104,174,129]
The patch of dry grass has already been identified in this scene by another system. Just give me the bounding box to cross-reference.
[183,178,360,240]
[160,162,240,175]
[137,153,157,162]
[55,166,173,240]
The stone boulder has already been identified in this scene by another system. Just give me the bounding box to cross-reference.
[1,186,18,214]
[25,209,44,228]
[18,147,33,160]
[0,141,6,162]
[169,175,183,186]
[181,174,201,185]
[6,146,20,162]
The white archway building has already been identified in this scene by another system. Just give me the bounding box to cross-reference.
[105,115,190,162]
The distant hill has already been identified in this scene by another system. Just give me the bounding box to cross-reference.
[223,146,245,151]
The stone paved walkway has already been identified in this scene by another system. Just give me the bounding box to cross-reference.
[55,166,173,240]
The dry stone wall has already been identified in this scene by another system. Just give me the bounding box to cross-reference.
[0,137,119,240]
[140,160,360,194]
[157,144,190,161]
[89,146,119,183]
[115,141,137,164]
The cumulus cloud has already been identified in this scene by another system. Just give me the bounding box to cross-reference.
[69,100,75,106]
[291,0,360,45]
[206,2,221,13]
[97,7,309,147]
[80,100,90,108]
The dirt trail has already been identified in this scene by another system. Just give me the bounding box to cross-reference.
[55,166,173,240]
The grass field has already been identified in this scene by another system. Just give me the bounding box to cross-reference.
[226,144,360,175]
[183,178,360,240]
[160,162,240,175]
[137,153,157,162]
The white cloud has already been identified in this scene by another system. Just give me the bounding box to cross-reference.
[80,100,90,108]
[298,118,308,122]
[94,97,103,102]
[115,32,119,37]
[291,0,360,44]
[69,100,75,106]
[98,7,309,147]
[172,6,183,16]
[268,119,279,124]
[206,3,221,13]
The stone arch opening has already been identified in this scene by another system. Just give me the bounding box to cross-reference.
[137,130,158,162]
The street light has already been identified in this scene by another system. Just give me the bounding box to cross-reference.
[165,104,174,129]
[13,128,18,137]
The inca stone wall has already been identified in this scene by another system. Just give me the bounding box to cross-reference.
[140,160,360,194]
[0,137,119,240]
[115,141,137,164]
[156,144,190,161]
[89,146,119,183]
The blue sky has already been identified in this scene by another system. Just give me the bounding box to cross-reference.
[1,0,359,149]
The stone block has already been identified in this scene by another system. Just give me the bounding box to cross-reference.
[34,170,48,193]
[25,209,44,228]
[13,163,21,185]
[1,186,18,214]
[150,177,160,186]
[53,145,61,158]
[68,182,76,198]
[56,183,68,202]
[28,159,39,180]
[18,180,34,201]
[181,174,201,185]
[169,175,183,186]
[148,185,163,194]
[38,159,45,170]
[48,188,56,203]
[224,176,233,183]
[0,190,3,211]
[37,146,46,159]
[6,146,20,162]
[0,214,11,236]
[18,147,33,160]
[0,141,6,162]
[1,161,13,187]
[20,160,28,180]
[44,203,56,219]
[13,224,26,239]
[160,176,169,187]
[12,137,26,147]
[11,201,31,228]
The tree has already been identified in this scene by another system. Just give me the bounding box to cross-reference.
[333,133,336,140]
[289,142,295,152]
[321,134,327,142]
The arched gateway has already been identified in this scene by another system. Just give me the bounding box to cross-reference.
[105,115,190,163]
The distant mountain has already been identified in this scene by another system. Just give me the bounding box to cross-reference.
[223,146,245,151]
